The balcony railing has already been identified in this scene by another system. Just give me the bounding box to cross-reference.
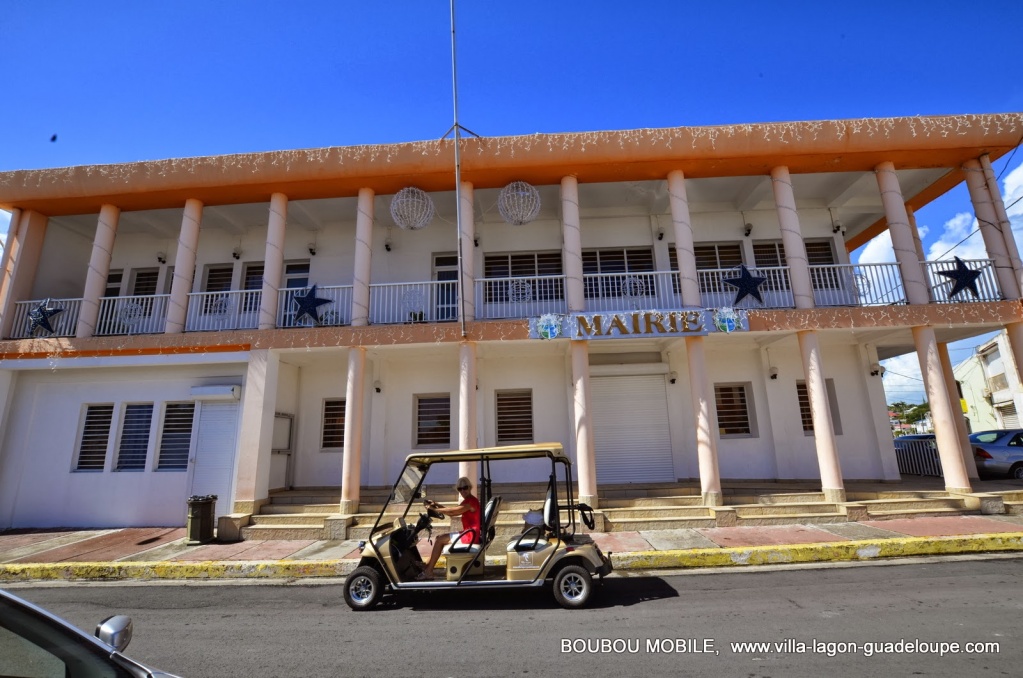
[185,290,261,332]
[94,294,170,336]
[8,298,83,338]
[475,275,567,319]
[925,259,1001,303]
[811,262,906,307]
[697,266,794,309]
[368,280,459,324]
[276,285,353,327]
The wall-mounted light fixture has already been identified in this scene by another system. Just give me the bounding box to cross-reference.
[157,252,166,264]
[308,243,317,256]
[769,366,779,380]
[829,208,845,234]
[232,247,242,260]
[657,228,664,241]
[744,223,753,238]
[384,238,393,252]
[373,380,382,393]
[473,234,480,248]
[870,363,885,377]
[669,371,678,385]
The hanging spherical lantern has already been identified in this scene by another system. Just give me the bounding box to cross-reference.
[390,187,435,231]
[498,181,541,225]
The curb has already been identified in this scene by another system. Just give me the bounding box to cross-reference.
[2,533,1022,582]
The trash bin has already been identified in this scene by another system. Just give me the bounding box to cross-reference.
[186,494,217,544]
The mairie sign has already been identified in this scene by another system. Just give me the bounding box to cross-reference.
[529,308,747,341]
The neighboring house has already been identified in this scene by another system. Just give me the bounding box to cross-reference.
[954,330,1023,432]
[1,114,1022,531]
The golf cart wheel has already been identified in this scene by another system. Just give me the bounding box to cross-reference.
[553,564,592,609]
[344,566,383,611]
[1011,463,1023,480]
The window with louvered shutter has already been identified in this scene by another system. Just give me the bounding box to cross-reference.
[76,405,114,471]
[204,265,233,292]
[496,390,533,444]
[483,252,564,302]
[692,243,744,293]
[714,384,756,437]
[796,379,843,435]
[583,248,654,298]
[805,240,840,290]
[752,241,790,291]
[416,395,451,447]
[322,399,345,449]
[157,403,195,470]
[115,404,153,471]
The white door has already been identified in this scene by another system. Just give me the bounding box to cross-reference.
[591,375,674,483]
[190,402,240,519]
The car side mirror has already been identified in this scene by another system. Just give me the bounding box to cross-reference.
[96,615,133,652]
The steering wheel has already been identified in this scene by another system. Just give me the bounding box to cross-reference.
[423,500,444,520]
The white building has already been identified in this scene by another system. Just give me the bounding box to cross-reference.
[1,114,1021,533]
[954,330,1023,431]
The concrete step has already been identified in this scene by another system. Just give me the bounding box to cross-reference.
[856,498,967,512]
[750,493,826,505]
[262,504,345,515]
[997,491,1023,502]
[601,506,714,519]
[999,501,1023,515]
[734,513,849,526]
[240,525,325,540]
[602,516,716,531]
[847,490,953,501]
[865,508,973,521]
[250,514,331,527]
[732,502,839,517]
[600,496,704,508]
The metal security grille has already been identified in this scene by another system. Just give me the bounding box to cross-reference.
[796,379,843,435]
[715,384,753,436]
[157,403,196,470]
[76,405,114,471]
[322,399,345,448]
[496,390,533,444]
[116,404,154,471]
[416,395,451,447]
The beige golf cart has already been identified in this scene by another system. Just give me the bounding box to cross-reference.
[343,443,613,610]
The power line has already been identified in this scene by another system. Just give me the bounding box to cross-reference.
[882,369,924,382]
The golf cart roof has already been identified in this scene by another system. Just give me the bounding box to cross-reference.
[403,442,569,466]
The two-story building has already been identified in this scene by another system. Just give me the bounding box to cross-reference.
[1,114,1021,533]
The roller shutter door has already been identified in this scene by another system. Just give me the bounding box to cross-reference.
[591,375,674,483]
[190,402,239,519]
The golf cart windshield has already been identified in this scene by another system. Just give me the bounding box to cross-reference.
[391,463,427,509]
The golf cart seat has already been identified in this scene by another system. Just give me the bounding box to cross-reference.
[507,481,555,553]
[443,496,502,580]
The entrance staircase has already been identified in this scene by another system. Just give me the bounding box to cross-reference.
[237,481,1009,541]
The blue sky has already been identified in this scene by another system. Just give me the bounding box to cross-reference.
[2,1,1022,403]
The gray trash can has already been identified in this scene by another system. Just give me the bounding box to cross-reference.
[186,494,217,544]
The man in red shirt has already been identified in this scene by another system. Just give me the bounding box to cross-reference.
[420,477,480,579]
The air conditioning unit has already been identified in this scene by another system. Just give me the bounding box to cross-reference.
[190,385,241,401]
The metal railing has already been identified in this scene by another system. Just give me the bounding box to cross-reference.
[276,285,354,327]
[368,280,459,324]
[7,298,83,338]
[894,438,943,477]
[94,294,170,336]
[185,290,261,332]
[811,262,906,307]
[581,271,682,312]
[925,259,1001,302]
[474,275,567,319]
[696,266,794,309]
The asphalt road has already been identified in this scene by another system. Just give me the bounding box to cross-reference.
[7,556,1022,678]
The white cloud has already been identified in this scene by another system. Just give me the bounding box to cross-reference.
[925,211,988,261]
[854,230,895,265]
[0,209,9,252]
[880,354,925,405]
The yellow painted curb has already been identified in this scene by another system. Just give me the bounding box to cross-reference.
[611,533,1023,570]
[0,560,359,582]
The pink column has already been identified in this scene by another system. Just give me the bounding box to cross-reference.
[913,326,972,492]
[76,204,120,338]
[980,154,1023,298]
[686,335,721,505]
[459,182,475,322]
[561,176,584,312]
[0,210,47,339]
[905,207,934,302]
[351,188,374,327]
[234,349,280,514]
[165,199,203,334]
[0,208,23,334]
[797,330,845,501]
[964,160,1019,299]
[1004,322,1023,396]
[571,340,598,507]
[771,167,814,309]
[340,347,367,514]
[668,171,701,307]
[938,341,979,479]
[258,193,287,330]
[875,162,930,305]
[458,341,479,483]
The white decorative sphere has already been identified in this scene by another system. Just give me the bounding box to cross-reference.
[390,187,435,231]
[498,181,541,225]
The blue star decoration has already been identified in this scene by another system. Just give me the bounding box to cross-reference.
[936,256,982,300]
[28,299,64,335]
[723,265,768,305]
[292,284,332,325]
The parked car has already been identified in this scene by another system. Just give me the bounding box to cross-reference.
[0,588,181,677]
[969,429,1023,480]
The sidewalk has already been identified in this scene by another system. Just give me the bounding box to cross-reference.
[3,514,1023,582]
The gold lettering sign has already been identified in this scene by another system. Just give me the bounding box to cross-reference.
[565,311,712,340]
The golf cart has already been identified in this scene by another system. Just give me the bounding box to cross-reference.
[343,443,613,610]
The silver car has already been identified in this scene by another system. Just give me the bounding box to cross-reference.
[0,588,181,677]
[970,429,1023,480]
